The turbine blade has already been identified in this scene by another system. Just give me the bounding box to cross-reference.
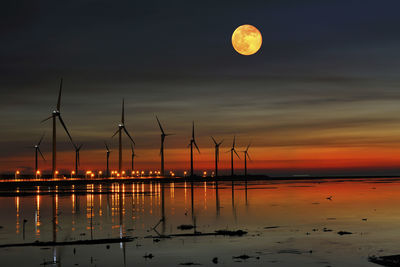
[41,115,53,123]
[130,143,134,153]
[57,78,63,111]
[111,128,120,138]
[211,136,217,145]
[247,152,252,161]
[165,133,174,136]
[121,98,125,124]
[192,121,195,140]
[123,127,135,145]
[78,144,83,150]
[246,143,251,152]
[218,139,224,146]
[156,116,165,135]
[37,133,45,146]
[104,141,109,151]
[194,141,200,154]
[58,115,74,144]
[38,148,46,161]
[233,136,236,148]
[234,149,240,159]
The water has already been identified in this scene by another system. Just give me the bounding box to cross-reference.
[0,178,399,266]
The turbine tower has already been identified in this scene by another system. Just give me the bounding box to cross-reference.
[130,143,136,173]
[211,136,223,177]
[73,143,83,176]
[241,143,252,177]
[156,116,173,176]
[229,136,240,176]
[105,142,111,178]
[111,99,135,173]
[41,78,74,177]
[33,133,46,174]
[188,121,200,177]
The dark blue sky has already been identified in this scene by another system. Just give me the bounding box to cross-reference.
[2,0,400,175]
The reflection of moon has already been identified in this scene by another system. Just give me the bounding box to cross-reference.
[232,24,262,56]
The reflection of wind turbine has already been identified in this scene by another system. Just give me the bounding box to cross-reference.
[105,142,111,177]
[241,143,252,177]
[211,137,223,177]
[156,116,173,176]
[33,133,46,174]
[111,99,135,173]
[130,143,136,173]
[73,143,83,176]
[228,136,240,176]
[188,122,200,177]
[41,78,74,177]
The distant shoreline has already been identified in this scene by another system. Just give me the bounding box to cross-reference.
[0,174,399,188]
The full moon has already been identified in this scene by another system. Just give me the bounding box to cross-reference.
[232,24,262,56]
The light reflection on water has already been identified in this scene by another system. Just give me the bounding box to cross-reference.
[0,179,400,266]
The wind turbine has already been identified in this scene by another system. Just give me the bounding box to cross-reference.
[229,136,240,176]
[130,143,136,173]
[241,143,252,177]
[33,133,46,174]
[156,116,173,176]
[41,78,74,177]
[211,136,223,177]
[73,143,83,176]
[111,99,135,173]
[105,142,111,178]
[188,121,200,177]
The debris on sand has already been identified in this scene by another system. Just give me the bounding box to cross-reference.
[323,228,333,232]
[233,254,251,260]
[264,226,280,229]
[337,231,352,235]
[278,249,302,255]
[177,224,194,230]
[146,229,247,239]
[179,262,201,266]
[143,253,154,259]
[326,196,333,200]
[212,257,218,264]
[362,218,368,221]
[0,237,135,248]
[326,218,336,220]
[369,254,400,266]
[214,230,247,236]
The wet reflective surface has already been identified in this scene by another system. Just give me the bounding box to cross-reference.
[0,178,399,266]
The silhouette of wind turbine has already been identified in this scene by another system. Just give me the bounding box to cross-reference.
[33,133,46,174]
[41,78,74,177]
[189,121,200,177]
[211,136,223,177]
[130,143,136,173]
[73,143,83,176]
[228,136,240,176]
[111,99,135,173]
[156,116,173,176]
[105,142,111,177]
[241,143,252,177]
